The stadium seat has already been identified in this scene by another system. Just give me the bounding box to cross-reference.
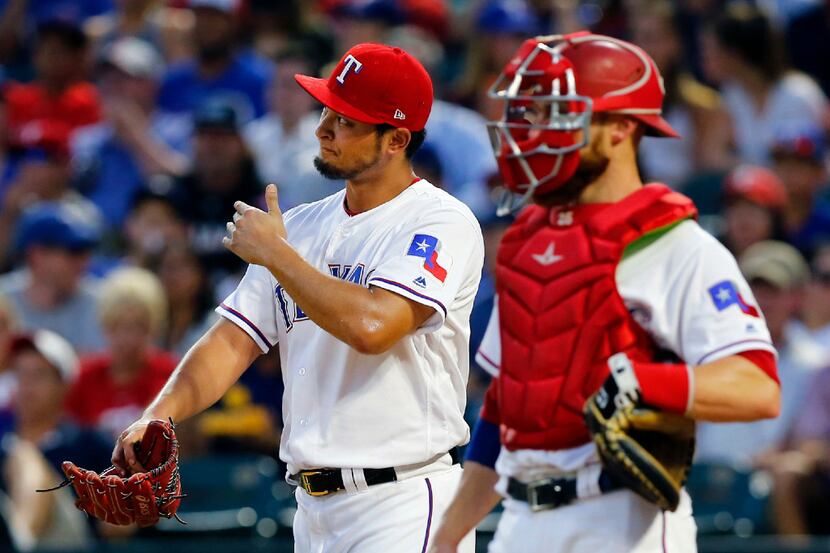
[149,455,294,539]
[686,462,773,536]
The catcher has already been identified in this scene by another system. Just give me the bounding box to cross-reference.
[430,32,781,553]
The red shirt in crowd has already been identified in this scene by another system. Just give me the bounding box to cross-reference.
[5,81,102,133]
[65,350,177,438]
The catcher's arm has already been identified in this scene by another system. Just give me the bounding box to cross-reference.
[431,381,502,552]
[113,318,260,473]
[689,353,780,422]
[594,352,779,422]
[430,461,500,553]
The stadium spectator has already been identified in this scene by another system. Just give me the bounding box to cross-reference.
[323,0,401,56]
[155,0,270,121]
[790,244,830,365]
[0,203,105,353]
[0,294,17,422]
[0,0,112,39]
[0,329,111,550]
[3,19,101,135]
[247,0,332,67]
[120,182,188,269]
[84,0,166,56]
[0,3,111,85]
[72,37,190,229]
[153,241,216,358]
[454,0,545,120]
[0,93,8,185]
[700,3,828,165]
[176,98,263,276]
[0,121,103,264]
[243,45,339,210]
[696,241,818,465]
[771,127,830,257]
[65,267,176,438]
[763,363,830,535]
[2,120,72,204]
[423,99,498,219]
[197,345,282,456]
[630,0,734,189]
[784,0,830,97]
[719,165,788,258]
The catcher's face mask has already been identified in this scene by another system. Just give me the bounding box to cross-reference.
[487,32,680,215]
[488,39,590,215]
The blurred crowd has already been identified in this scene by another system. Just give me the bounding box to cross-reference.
[0,0,828,548]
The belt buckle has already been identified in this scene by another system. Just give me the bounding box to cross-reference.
[299,471,329,497]
[526,478,561,512]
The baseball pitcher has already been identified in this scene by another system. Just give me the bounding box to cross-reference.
[68,43,483,552]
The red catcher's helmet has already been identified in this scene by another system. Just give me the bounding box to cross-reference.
[487,31,679,214]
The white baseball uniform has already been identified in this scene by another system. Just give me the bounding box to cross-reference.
[476,219,776,553]
[217,179,483,553]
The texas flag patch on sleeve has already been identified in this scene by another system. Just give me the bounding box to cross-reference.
[708,280,760,317]
[407,234,452,283]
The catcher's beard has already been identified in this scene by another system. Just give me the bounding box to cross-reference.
[534,143,610,207]
[313,136,383,180]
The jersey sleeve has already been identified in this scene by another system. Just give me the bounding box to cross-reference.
[620,225,776,366]
[216,264,279,352]
[367,206,484,333]
[475,299,501,376]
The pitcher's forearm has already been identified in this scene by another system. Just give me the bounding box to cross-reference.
[143,319,262,422]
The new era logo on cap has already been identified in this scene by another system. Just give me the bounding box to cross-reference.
[294,43,433,131]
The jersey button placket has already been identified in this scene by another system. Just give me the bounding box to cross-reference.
[325,227,344,259]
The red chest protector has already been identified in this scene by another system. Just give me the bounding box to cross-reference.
[494,184,697,451]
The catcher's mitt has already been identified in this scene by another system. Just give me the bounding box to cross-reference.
[584,353,695,511]
[39,419,184,527]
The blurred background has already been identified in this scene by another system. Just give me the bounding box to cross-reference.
[0,0,828,551]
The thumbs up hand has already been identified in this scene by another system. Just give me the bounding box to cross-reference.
[224,183,288,266]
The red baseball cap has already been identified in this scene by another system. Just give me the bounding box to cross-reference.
[294,43,434,132]
[724,165,787,209]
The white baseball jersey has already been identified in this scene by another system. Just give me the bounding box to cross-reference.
[217,179,484,475]
[476,219,776,480]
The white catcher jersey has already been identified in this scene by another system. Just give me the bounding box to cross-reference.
[476,219,776,478]
[218,179,484,474]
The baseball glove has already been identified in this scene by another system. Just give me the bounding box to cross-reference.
[584,353,695,511]
[38,419,184,527]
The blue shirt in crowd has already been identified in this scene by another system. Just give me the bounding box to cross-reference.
[71,113,191,229]
[156,53,271,121]
[0,0,113,25]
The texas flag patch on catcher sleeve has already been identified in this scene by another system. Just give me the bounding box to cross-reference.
[407,234,452,283]
[708,280,760,317]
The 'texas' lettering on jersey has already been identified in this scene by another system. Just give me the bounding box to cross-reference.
[275,263,371,332]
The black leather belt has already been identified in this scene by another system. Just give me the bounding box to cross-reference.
[293,447,461,496]
[506,469,621,512]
